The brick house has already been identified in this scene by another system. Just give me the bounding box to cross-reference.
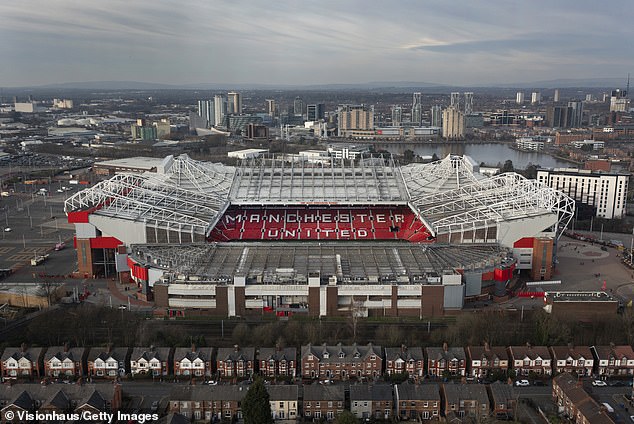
[267,385,299,422]
[169,385,246,422]
[442,383,490,421]
[258,347,296,378]
[43,345,86,378]
[552,373,615,424]
[394,382,440,421]
[301,343,383,381]
[130,347,172,376]
[550,345,594,377]
[426,344,466,377]
[86,346,129,379]
[303,384,345,421]
[507,344,552,376]
[466,343,509,379]
[488,382,517,421]
[216,345,255,378]
[1,345,43,379]
[591,344,634,376]
[385,345,424,381]
[173,346,214,378]
[350,384,393,420]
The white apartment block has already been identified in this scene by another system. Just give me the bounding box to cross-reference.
[537,169,629,219]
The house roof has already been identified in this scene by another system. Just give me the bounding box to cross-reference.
[216,347,255,362]
[259,347,296,363]
[1,347,43,364]
[426,347,466,362]
[87,347,129,362]
[467,345,508,363]
[550,345,593,362]
[592,345,634,361]
[0,384,117,412]
[41,390,69,410]
[443,383,489,406]
[396,382,440,401]
[79,390,106,411]
[44,346,85,363]
[131,347,172,362]
[303,384,345,401]
[158,413,191,424]
[508,345,551,361]
[301,343,383,364]
[6,390,33,411]
[385,346,424,362]
[173,347,213,363]
[350,384,392,402]
[169,385,248,402]
[489,381,515,404]
[554,373,615,424]
[266,385,299,401]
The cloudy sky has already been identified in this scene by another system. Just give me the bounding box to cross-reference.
[1,0,632,87]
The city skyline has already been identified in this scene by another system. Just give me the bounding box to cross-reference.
[0,0,632,88]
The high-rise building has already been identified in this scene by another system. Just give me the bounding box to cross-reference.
[546,105,571,128]
[531,92,541,105]
[227,91,242,115]
[265,99,276,117]
[610,89,630,112]
[293,96,305,117]
[516,92,525,104]
[430,105,442,127]
[568,100,584,128]
[464,92,474,115]
[214,95,227,127]
[337,105,374,137]
[450,92,460,108]
[307,103,325,121]
[391,106,402,126]
[553,89,560,103]
[197,99,215,127]
[411,92,423,125]
[442,106,465,140]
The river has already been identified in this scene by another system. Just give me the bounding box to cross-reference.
[375,142,573,169]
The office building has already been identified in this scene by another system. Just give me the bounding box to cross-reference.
[568,100,583,128]
[293,97,305,117]
[553,89,560,103]
[464,92,474,115]
[265,99,276,117]
[131,120,157,141]
[411,92,423,125]
[442,106,465,140]
[214,95,227,128]
[430,105,442,127]
[391,105,402,126]
[337,105,374,137]
[306,103,325,121]
[197,100,215,127]
[537,168,629,219]
[546,105,571,128]
[531,92,541,105]
[227,91,242,115]
[450,92,460,108]
[516,92,525,104]
[610,89,630,112]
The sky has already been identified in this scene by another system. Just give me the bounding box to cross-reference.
[0,0,632,87]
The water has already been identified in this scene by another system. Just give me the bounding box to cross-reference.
[376,142,573,169]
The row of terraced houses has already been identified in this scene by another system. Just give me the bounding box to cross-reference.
[2,343,634,382]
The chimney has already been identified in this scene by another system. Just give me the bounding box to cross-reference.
[443,342,448,352]
[191,344,196,353]
[234,344,240,352]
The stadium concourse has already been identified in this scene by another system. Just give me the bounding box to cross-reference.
[64,154,574,317]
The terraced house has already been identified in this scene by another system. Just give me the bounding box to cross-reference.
[43,345,85,378]
[130,347,172,376]
[466,343,509,379]
[216,345,254,378]
[426,344,466,377]
[591,345,634,376]
[508,344,552,376]
[258,346,296,378]
[173,346,214,377]
[1,346,43,379]
[385,346,424,381]
[301,343,383,381]
[86,347,129,378]
[550,345,594,377]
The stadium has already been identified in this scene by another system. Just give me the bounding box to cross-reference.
[64,154,574,317]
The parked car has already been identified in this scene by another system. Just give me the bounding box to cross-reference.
[592,380,607,387]
[515,379,530,387]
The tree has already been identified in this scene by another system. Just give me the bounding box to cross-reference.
[241,377,274,424]
[431,153,440,162]
[501,160,514,173]
[403,149,415,163]
[334,410,358,424]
